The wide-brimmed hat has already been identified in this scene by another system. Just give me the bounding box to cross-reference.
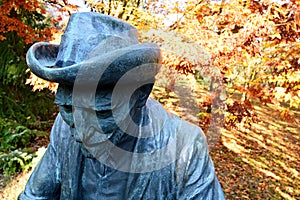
[26,12,161,110]
[27,12,161,85]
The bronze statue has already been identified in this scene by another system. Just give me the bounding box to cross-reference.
[19,12,225,200]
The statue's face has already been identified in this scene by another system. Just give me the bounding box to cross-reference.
[59,104,116,147]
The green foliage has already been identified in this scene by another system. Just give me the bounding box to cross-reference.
[0,118,48,175]
[0,34,28,86]
[0,1,55,176]
[0,122,31,150]
[0,149,35,175]
[0,83,56,175]
[0,84,57,124]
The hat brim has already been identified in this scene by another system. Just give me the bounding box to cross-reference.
[26,42,161,86]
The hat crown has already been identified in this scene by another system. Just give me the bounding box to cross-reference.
[55,12,138,68]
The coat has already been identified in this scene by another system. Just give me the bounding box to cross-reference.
[19,98,225,200]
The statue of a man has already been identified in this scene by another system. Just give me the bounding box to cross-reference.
[19,12,225,200]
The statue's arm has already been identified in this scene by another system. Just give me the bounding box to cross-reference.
[18,114,67,200]
[177,124,226,200]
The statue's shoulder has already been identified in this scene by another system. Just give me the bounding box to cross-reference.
[147,98,207,148]
[179,119,206,141]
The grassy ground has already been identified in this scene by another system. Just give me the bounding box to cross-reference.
[0,73,299,199]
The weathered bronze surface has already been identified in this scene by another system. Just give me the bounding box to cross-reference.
[19,12,225,200]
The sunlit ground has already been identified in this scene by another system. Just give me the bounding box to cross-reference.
[211,102,300,200]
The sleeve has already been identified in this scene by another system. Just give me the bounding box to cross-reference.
[18,114,70,200]
[176,122,226,200]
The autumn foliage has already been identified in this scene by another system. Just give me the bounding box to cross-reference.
[0,0,52,44]
[173,0,300,125]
